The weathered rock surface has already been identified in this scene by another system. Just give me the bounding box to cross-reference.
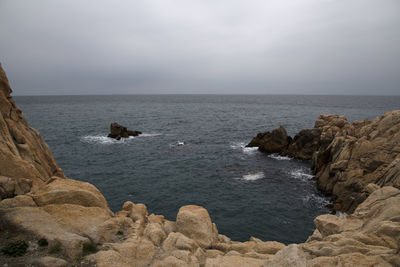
[0,63,64,193]
[248,111,400,213]
[107,122,142,140]
[246,125,291,153]
[1,63,400,266]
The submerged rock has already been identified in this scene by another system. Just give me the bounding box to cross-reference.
[107,122,142,140]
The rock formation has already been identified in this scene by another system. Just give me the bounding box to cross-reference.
[1,63,399,266]
[246,125,291,153]
[108,122,141,140]
[248,112,400,214]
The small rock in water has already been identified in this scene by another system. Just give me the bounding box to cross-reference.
[107,122,142,140]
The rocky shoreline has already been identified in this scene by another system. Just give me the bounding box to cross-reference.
[247,111,400,213]
[0,63,399,266]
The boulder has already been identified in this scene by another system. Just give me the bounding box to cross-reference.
[176,205,217,248]
[107,122,142,140]
[246,125,290,153]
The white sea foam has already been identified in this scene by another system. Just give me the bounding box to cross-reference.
[268,153,291,161]
[302,193,332,207]
[335,211,348,217]
[289,169,314,181]
[241,172,265,181]
[170,141,186,147]
[80,135,134,144]
[230,142,258,155]
[139,133,162,137]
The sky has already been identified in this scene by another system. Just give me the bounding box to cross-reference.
[0,0,399,95]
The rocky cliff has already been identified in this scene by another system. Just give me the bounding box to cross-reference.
[248,112,400,213]
[1,64,399,266]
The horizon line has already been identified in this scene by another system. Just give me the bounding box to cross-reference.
[12,93,400,97]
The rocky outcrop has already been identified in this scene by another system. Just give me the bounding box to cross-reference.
[1,63,400,266]
[246,125,291,153]
[248,111,400,213]
[108,122,141,140]
[0,63,64,195]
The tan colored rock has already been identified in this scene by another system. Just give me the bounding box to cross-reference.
[176,205,216,248]
[230,242,251,254]
[163,232,199,252]
[122,201,148,221]
[33,178,110,210]
[144,222,167,246]
[0,194,36,208]
[148,213,165,225]
[32,256,68,267]
[0,206,90,260]
[254,241,286,255]
[244,251,272,260]
[163,220,177,235]
[213,242,231,252]
[266,244,307,267]
[205,249,224,258]
[0,64,64,190]
[84,250,132,267]
[152,255,188,267]
[205,255,268,267]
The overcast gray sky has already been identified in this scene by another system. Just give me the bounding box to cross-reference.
[0,0,399,95]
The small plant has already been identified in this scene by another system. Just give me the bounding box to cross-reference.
[49,243,61,254]
[1,240,28,257]
[82,242,97,256]
[38,238,48,247]
[116,230,123,236]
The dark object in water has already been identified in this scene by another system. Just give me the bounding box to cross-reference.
[107,122,142,140]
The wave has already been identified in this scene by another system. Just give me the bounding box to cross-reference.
[289,168,314,181]
[80,135,135,144]
[230,142,258,155]
[241,172,265,181]
[268,153,291,161]
[139,133,163,137]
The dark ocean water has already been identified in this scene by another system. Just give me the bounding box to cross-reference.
[14,95,400,244]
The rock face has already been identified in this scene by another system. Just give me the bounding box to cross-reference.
[1,63,400,266]
[107,122,142,140]
[248,111,400,213]
[246,125,291,153]
[0,63,64,195]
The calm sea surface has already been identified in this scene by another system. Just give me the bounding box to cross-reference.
[14,95,400,244]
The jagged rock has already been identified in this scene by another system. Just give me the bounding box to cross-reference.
[246,125,291,153]
[287,128,321,160]
[176,205,217,248]
[0,64,64,191]
[107,122,142,140]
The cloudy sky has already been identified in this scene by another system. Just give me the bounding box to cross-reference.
[0,0,399,95]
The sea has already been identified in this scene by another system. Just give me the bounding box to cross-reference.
[14,95,400,244]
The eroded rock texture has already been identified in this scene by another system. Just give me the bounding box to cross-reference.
[0,63,64,196]
[248,111,400,213]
